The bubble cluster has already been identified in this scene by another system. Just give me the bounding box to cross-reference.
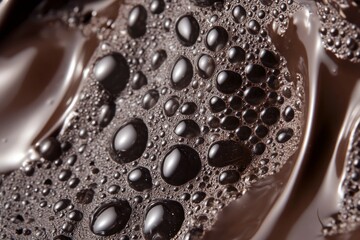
[317,0,360,62]
[322,123,360,235]
[0,0,304,239]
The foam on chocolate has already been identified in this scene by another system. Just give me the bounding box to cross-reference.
[0,0,360,239]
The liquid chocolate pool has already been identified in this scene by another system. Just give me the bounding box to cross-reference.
[0,0,360,239]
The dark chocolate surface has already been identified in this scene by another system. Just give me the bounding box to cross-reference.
[0,0,360,239]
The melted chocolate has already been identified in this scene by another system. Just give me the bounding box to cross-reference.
[0,16,96,171]
[206,2,360,239]
[1,0,360,239]
[0,0,120,171]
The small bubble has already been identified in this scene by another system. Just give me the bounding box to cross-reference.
[111,118,148,164]
[161,145,201,186]
[192,191,206,203]
[94,53,130,95]
[151,49,167,70]
[127,5,148,38]
[164,97,180,117]
[209,96,226,113]
[283,106,295,122]
[180,102,197,115]
[259,49,280,68]
[58,169,72,181]
[216,70,242,94]
[244,87,266,106]
[243,109,258,124]
[142,89,160,110]
[127,167,152,191]
[38,137,62,161]
[175,15,200,46]
[220,116,240,130]
[68,178,80,188]
[232,5,246,23]
[163,18,172,31]
[229,96,242,110]
[276,128,294,143]
[208,140,251,168]
[196,54,216,79]
[68,210,83,221]
[205,26,228,51]
[130,71,147,90]
[247,20,261,35]
[90,200,132,236]
[219,170,240,184]
[108,185,120,194]
[98,103,116,128]
[143,200,184,239]
[62,222,75,233]
[207,116,220,128]
[171,56,194,90]
[245,64,267,83]
[53,199,71,213]
[149,0,165,14]
[261,107,280,125]
[228,46,246,63]
[253,142,266,155]
[174,120,201,138]
[255,125,269,138]
[236,126,252,140]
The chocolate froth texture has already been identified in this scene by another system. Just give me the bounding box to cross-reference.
[0,0,359,239]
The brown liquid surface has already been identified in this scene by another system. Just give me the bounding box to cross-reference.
[0,2,98,171]
[0,0,120,171]
[0,0,360,239]
[207,1,360,239]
